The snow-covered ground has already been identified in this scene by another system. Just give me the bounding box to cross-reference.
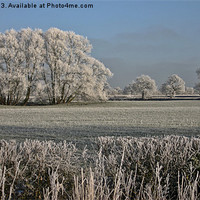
[0,101,200,143]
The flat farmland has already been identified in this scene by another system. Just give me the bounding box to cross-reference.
[0,101,200,144]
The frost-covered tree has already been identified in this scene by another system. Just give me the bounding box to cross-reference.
[185,87,194,95]
[125,75,157,99]
[43,28,112,104]
[161,74,185,97]
[0,29,27,105]
[123,83,137,95]
[194,68,200,94]
[112,87,123,95]
[194,83,200,94]
[0,29,45,105]
[104,83,122,95]
[0,28,112,105]
[196,68,200,79]
[87,58,113,100]
[19,28,44,105]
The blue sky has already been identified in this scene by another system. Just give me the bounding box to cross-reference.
[1,0,200,88]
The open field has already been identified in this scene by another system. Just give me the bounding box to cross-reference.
[0,101,200,145]
[1,101,200,199]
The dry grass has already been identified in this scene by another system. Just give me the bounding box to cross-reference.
[0,136,200,199]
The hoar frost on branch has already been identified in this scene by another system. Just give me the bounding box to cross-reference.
[0,29,27,105]
[0,28,112,105]
[19,28,44,105]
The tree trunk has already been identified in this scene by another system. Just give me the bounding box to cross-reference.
[51,69,56,104]
[23,87,31,105]
[142,91,145,100]
[66,95,76,104]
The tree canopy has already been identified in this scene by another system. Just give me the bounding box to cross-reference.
[124,75,157,99]
[0,28,113,105]
[161,74,185,97]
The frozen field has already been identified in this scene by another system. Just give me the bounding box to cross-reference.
[0,101,200,144]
